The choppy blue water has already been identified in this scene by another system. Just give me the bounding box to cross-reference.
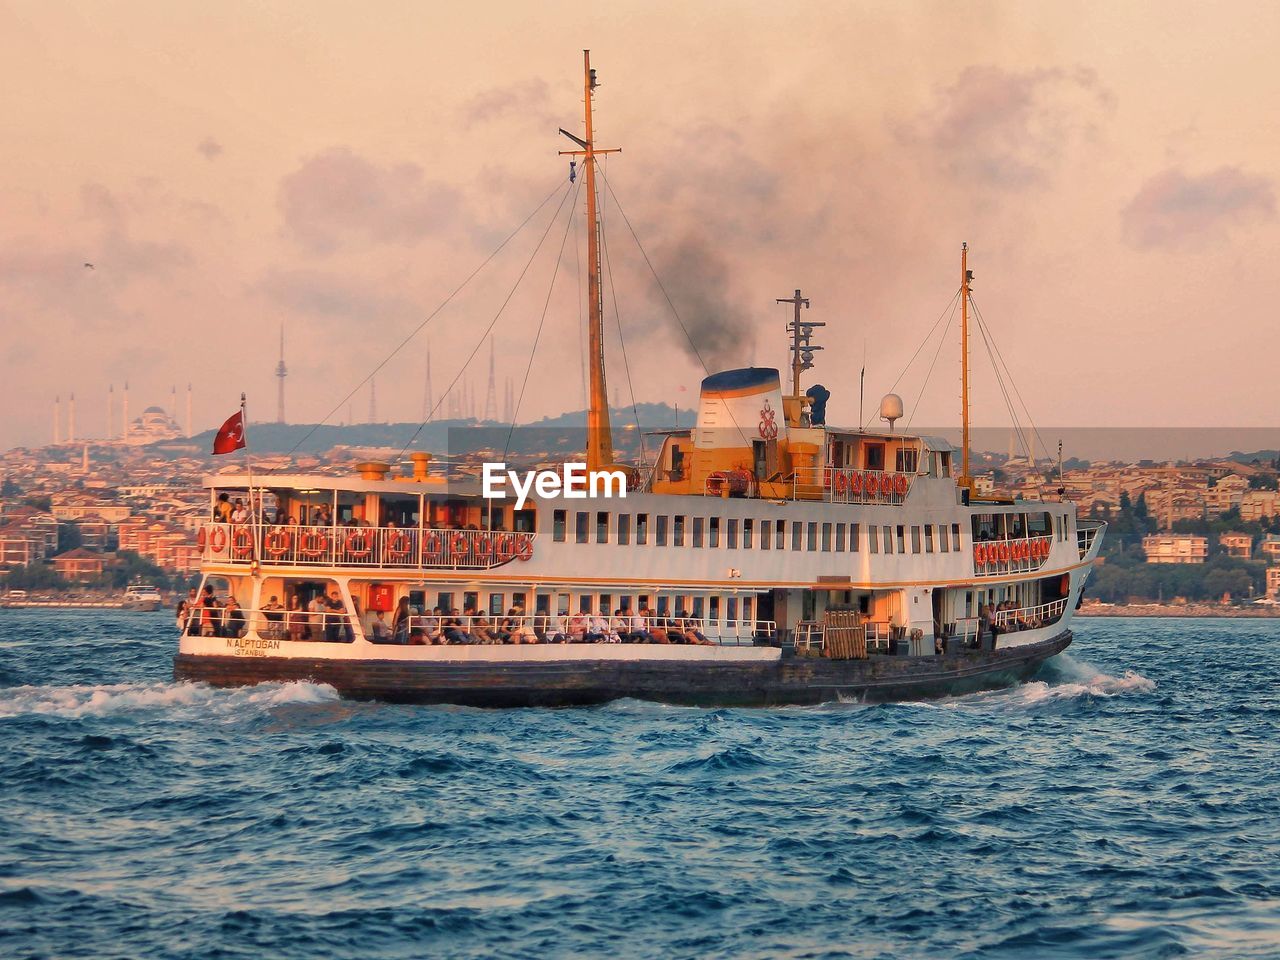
[1,612,1277,959]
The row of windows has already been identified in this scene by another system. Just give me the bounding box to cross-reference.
[417,588,755,621]
[552,510,966,556]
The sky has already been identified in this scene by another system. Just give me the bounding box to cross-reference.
[2,0,1278,452]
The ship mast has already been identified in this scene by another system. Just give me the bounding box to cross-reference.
[559,50,621,472]
[960,242,972,490]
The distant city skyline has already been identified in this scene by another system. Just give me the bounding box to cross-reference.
[2,2,1278,451]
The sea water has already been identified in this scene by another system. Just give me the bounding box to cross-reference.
[0,611,1276,959]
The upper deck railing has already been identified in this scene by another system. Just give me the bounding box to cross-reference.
[197,522,535,571]
[973,534,1053,577]
[792,466,915,505]
[1076,519,1106,560]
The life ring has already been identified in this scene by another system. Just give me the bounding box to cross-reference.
[232,527,254,559]
[300,529,327,558]
[265,529,291,558]
[999,542,1011,562]
[880,473,895,498]
[422,530,443,560]
[514,534,534,561]
[449,531,469,556]
[974,544,986,565]
[849,471,863,495]
[387,531,411,561]
[196,527,208,550]
[894,473,908,496]
[474,535,493,561]
[495,534,516,562]
[345,529,372,558]
[208,526,228,553]
[833,472,847,496]
[706,471,729,495]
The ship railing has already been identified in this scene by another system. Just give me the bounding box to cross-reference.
[952,617,981,645]
[197,522,536,570]
[791,465,914,505]
[992,597,1068,632]
[178,605,358,642]
[972,534,1053,577]
[795,619,896,654]
[399,613,776,646]
[1076,520,1107,560]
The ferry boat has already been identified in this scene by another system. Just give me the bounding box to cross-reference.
[174,53,1105,706]
[122,582,163,612]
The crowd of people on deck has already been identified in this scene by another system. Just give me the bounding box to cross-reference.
[177,585,359,642]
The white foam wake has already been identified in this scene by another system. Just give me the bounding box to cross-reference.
[0,680,339,720]
[1008,653,1156,705]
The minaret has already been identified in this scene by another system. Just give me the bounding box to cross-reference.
[275,324,287,424]
[68,393,76,443]
[122,381,130,441]
[53,396,61,445]
[484,337,497,422]
[369,377,377,424]
[170,384,177,421]
[186,383,193,437]
[107,384,114,440]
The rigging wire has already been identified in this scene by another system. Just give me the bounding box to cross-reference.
[270,175,569,470]
[904,295,960,432]
[502,175,584,459]
[596,158,647,462]
[595,165,753,449]
[971,304,1032,462]
[862,288,961,431]
[970,294,1050,465]
[390,180,578,467]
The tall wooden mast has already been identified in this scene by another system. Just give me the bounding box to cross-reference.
[960,242,972,490]
[559,50,620,472]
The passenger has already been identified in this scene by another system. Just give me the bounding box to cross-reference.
[262,594,285,639]
[499,609,521,644]
[371,610,393,643]
[611,609,633,642]
[633,606,661,643]
[308,592,327,640]
[568,611,589,643]
[588,610,612,643]
[222,598,247,639]
[214,493,232,523]
[175,600,189,632]
[198,584,220,636]
[473,613,501,644]
[231,499,249,524]
[391,597,411,644]
[443,609,470,644]
[323,590,346,643]
[286,594,306,641]
[408,627,428,645]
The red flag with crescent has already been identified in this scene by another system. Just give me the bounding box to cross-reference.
[212,410,246,455]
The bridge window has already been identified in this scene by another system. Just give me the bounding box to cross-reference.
[575,512,589,544]
[596,512,609,544]
[925,525,935,553]
[656,515,669,546]
[636,513,648,545]
[896,447,919,473]
[822,523,832,552]
[807,522,818,551]
[709,517,720,547]
[618,514,631,545]
[792,523,803,551]
[514,508,536,532]
[883,525,894,554]
[692,517,704,548]
[897,525,906,553]
[952,523,962,549]
[674,515,686,547]
[760,519,771,550]
[744,519,754,549]
[911,526,922,553]
[776,521,786,550]
[835,523,845,552]
[869,525,879,554]
[939,524,949,552]
[553,509,566,543]
[727,519,739,549]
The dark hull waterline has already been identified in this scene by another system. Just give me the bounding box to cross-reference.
[173,632,1071,708]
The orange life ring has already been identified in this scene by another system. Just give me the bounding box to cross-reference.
[209,526,228,553]
[387,531,411,560]
[495,534,516,562]
[833,472,847,495]
[474,534,493,560]
[849,471,863,495]
[345,529,372,558]
[974,544,986,565]
[265,528,291,558]
[232,526,254,559]
[999,542,1011,562]
[882,473,895,497]
[300,529,328,558]
[196,527,208,550]
[514,534,534,561]
[422,530,443,560]
[449,531,469,556]
[894,473,908,496]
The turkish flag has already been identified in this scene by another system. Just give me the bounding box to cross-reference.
[212,410,246,455]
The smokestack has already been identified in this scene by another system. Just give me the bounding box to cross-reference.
[186,383,192,437]
[107,384,114,440]
[123,381,130,441]
[68,392,76,443]
[54,396,61,445]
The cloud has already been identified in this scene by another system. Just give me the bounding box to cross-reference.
[256,267,418,323]
[277,148,461,254]
[1121,167,1276,248]
[460,79,553,129]
[196,137,223,160]
[896,65,1113,189]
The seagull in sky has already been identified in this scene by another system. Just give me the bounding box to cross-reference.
[83,262,94,269]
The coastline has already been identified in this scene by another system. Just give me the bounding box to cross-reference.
[1079,602,1280,618]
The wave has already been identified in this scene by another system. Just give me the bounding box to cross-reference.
[0,679,338,720]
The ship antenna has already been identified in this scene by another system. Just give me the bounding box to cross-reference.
[960,242,973,491]
[559,50,621,472]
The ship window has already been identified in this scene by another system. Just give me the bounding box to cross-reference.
[657,595,670,615]
[489,593,504,616]
[636,513,649,545]
[1029,511,1051,537]
[437,592,454,612]
[728,519,739,549]
[895,447,919,473]
[925,525,935,553]
[692,517,704,548]
[579,595,593,613]
[514,508,536,533]
[939,524,950,552]
[512,592,526,611]
[911,526,921,553]
[869,526,879,554]
[760,519,771,550]
[952,523,962,549]
[883,525,893,554]
[710,596,720,621]
[897,525,906,553]
[464,591,478,612]
[674,515,686,547]
[620,595,632,612]
[575,512,588,544]
[656,515,669,546]
[693,597,705,618]
[776,521,786,550]
[791,523,802,551]
[535,593,551,614]
[709,516,720,548]
[835,523,846,552]
[743,597,753,622]
[822,523,833,552]
[744,519,754,549]
[599,594,612,616]
[851,522,861,552]
[553,509,567,542]
[807,522,818,551]
[618,514,631,545]
[727,597,738,622]
[596,511,609,544]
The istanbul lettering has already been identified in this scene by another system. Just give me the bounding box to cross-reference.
[226,636,282,657]
[482,462,626,511]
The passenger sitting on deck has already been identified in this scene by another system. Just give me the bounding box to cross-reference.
[634,606,664,643]
[231,499,248,524]
[442,610,469,644]
[371,610,393,643]
[584,609,609,643]
[198,585,220,636]
[675,610,711,645]
[568,612,589,642]
[611,609,633,642]
[408,627,427,645]
[222,598,247,639]
[472,613,500,644]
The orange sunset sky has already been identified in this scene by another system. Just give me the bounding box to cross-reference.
[2,1,1278,451]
